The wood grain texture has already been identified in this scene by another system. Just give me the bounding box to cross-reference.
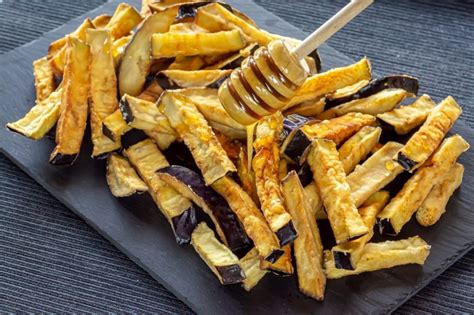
[0,0,473,313]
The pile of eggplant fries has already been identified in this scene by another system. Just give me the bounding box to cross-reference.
[7,0,469,300]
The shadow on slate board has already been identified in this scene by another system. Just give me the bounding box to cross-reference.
[0,0,473,314]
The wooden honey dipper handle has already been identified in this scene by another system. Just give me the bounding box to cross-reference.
[293,0,373,60]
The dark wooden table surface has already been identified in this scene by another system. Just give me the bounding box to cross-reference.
[0,0,472,313]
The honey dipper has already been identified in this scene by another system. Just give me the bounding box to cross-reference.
[218,0,374,125]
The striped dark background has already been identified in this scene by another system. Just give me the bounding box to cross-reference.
[0,0,472,313]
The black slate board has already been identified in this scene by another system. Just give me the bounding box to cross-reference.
[0,0,472,313]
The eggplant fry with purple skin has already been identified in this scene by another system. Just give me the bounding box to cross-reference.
[211,176,282,263]
[125,139,198,244]
[87,29,121,158]
[378,135,469,235]
[325,88,411,117]
[331,191,390,270]
[283,112,376,164]
[50,37,90,165]
[260,245,294,275]
[119,7,178,96]
[156,165,250,252]
[239,248,268,291]
[119,94,177,137]
[396,96,462,172]
[159,92,236,185]
[377,94,435,135]
[191,222,246,285]
[253,113,297,247]
[325,236,430,279]
[325,75,419,109]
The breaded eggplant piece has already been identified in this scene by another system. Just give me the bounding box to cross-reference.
[282,171,326,300]
[253,113,296,246]
[125,139,197,244]
[347,142,404,207]
[378,135,469,235]
[377,94,435,135]
[191,222,245,285]
[50,37,90,165]
[331,191,390,270]
[211,176,282,263]
[159,92,236,185]
[324,236,430,279]
[338,126,382,174]
[307,139,368,244]
[416,163,464,227]
[240,248,268,291]
[396,96,462,172]
[106,153,148,197]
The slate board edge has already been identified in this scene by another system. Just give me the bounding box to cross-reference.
[0,0,473,313]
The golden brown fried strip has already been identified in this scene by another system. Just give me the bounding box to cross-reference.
[105,3,143,40]
[396,96,462,172]
[211,176,282,263]
[253,113,295,246]
[377,94,436,135]
[195,3,274,45]
[191,222,245,285]
[300,112,377,146]
[378,135,469,235]
[259,245,294,274]
[48,19,95,76]
[416,163,464,227]
[106,153,148,197]
[347,142,404,207]
[159,92,236,185]
[7,88,62,140]
[152,30,246,58]
[282,171,325,300]
[240,248,268,291]
[286,58,372,108]
[330,191,389,270]
[49,37,90,165]
[324,236,430,279]
[33,57,56,101]
[338,126,381,174]
[308,139,368,244]
[87,29,121,158]
[125,139,196,244]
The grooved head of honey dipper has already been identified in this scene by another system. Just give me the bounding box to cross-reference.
[268,40,309,87]
[218,78,260,126]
